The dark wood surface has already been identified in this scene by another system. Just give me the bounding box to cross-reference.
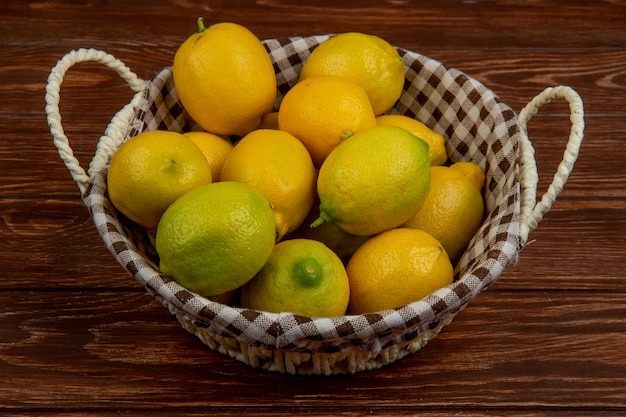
[2,1,625,415]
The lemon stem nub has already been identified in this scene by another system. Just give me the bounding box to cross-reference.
[294,259,323,287]
[310,211,332,228]
[341,130,354,141]
[197,17,207,33]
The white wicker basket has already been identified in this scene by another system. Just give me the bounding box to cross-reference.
[45,36,584,375]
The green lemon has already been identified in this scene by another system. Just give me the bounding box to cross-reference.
[240,239,350,317]
[155,181,276,297]
[312,125,431,236]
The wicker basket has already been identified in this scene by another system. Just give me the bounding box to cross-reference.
[45,36,585,375]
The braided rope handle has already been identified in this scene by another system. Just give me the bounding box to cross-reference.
[45,48,147,194]
[518,86,585,244]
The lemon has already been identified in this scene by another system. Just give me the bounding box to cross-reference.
[183,131,233,182]
[258,111,279,130]
[278,75,377,168]
[376,114,448,166]
[448,160,486,191]
[403,161,485,263]
[155,181,276,297]
[107,130,212,230]
[313,125,431,236]
[299,32,405,115]
[347,228,453,314]
[241,239,350,317]
[173,19,276,136]
[220,129,317,241]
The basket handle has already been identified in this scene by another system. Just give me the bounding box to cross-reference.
[518,85,585,245]
[45,48,147,194]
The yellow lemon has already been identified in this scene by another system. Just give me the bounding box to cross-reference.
[107,130,212,230]
[313,125,431,236]
[278,75,377,168]
[376,114,448,166]
[347,228,453,314]
[173,19,276,136]
[258,111,279,130]
[299,32,405,115]
[403,161,485,263]
[220,129,317,241]
[183,131,233,182]
[241,239,350,317]
[155,181,276,297]
[448,160,486,191]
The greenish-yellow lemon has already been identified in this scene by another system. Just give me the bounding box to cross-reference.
[155,181,276,297]
[241,238,350,317]
[313,125,431,236]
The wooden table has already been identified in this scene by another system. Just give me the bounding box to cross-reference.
[2,1,625,415]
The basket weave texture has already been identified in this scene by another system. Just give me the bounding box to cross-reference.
[82,36,521,374]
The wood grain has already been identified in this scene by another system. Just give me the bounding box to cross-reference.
[1,291,624,412]
[1,0,625,415]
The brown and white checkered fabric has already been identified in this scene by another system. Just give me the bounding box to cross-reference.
[83,35,521,356]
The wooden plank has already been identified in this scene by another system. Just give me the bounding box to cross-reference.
[1,1,625,50]
[499,201,626,290]
[0,290,624,412]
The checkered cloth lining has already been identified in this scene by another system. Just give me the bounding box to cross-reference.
[82,35,521,354]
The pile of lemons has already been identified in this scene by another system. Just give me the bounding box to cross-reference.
[107,19,486,317]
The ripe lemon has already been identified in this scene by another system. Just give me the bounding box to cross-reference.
[183,131,233,182]
[313,125,431,236]
[299,32,405,115]
[403,161,485,263]
[258,111,279,130]
[155,181,276,297]
[376,114,448,166]
[173,19,276,136]
[220,129,317,241]
[107,130,212,230]
[347,228,453,314]
[448,160,486,191]
[278,75,377,168]
[241,239,350,317]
